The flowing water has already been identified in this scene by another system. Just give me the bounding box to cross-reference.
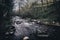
[9,16,48,40]
[11,16,37,39]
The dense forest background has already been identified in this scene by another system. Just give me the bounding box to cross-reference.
[0,0,60,23]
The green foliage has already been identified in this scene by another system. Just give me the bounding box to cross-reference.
[22,1,60,22]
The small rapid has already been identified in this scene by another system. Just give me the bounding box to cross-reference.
[11,16,39,40]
